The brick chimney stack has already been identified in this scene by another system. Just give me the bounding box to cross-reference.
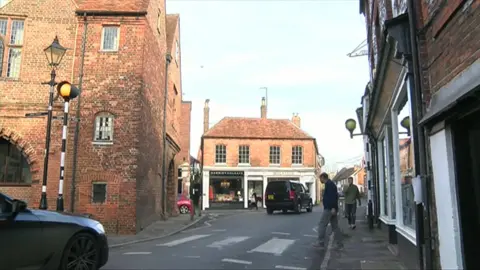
[261,97,267,119]
[292,113,301,127]
[203,99,210,134]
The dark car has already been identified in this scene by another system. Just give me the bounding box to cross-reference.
[264,180,313,214]
[0,192,109,270]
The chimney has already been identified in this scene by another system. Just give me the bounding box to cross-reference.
[203,99,210,133]
[261,97,267,119]
[292,113,301,127]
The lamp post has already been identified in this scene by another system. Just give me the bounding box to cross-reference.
[56,81,80,211]
[39,36,68,210]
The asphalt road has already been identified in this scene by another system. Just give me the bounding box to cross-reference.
[102,207,327,270]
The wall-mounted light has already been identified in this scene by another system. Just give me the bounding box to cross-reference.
[345,118,364,139]
[400,116,411,136]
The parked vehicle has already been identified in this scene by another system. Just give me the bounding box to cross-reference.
[264,180,313,214]
[0,192,109,270]
[177,195,192,214]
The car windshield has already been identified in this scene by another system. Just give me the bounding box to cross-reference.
[0,192,13,202]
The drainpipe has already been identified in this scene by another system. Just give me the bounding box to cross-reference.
[199,136,204,216]
[407,0,433,269]
[70,14,88,213]
[162,54,173,219]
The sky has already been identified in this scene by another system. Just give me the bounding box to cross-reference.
[166,0,370,172]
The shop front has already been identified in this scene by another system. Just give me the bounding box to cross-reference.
[208,170,245,209]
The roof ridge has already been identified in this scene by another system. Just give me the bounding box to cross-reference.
[284,119,314,139]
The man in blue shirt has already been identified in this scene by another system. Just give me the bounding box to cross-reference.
[314,172,343,249]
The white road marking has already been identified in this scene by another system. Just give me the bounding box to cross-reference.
[207,236,250,249]
[221,258,252,265]
[212,229,227,232]
[123,252,152,255]
[272,232,290,236]
[249,238,295,256]
[320,233,335,270]
[303,234,317,238]
[157,234,211,247]
[312,227,318,233]
[185,255,201,258]
[275,265,307,270]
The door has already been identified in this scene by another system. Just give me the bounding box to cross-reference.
[0,199,45,269]
[452,110,480,269]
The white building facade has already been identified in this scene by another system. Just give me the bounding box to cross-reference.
[201,166,317,210]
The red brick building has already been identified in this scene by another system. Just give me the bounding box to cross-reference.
[199,98,323,210]
[0,0,190,234]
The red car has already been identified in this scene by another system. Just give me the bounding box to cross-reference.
[177,195,192,214]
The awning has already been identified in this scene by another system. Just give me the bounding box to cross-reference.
[419,59,480,125]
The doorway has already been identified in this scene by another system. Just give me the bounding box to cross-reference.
[452,109,480,269]
[247,180,263,208]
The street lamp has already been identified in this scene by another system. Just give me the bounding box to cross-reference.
[39,36,68,210]
[56,81,80,211]
[345,118,362,139]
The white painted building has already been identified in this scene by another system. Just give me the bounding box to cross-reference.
[201,166,317,210]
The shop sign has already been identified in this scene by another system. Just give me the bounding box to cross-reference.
[210,171,244,177]
[272,171,302,176]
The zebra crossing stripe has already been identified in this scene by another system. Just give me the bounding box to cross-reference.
[157,234,211,247]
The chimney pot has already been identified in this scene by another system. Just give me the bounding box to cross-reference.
[203,99,210,133]
[260,97,267,119]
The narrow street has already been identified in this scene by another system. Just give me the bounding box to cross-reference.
[103,208,326,270]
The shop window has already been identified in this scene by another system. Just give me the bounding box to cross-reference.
[396,97,415,230]
[209,178,243,202]
[269,146,280,164]
[379,127,396,220]
[215,144,226,164]
[292,146,303,164]
[0,138,32,185]
[92,183,107,203]
[238,145,250,164]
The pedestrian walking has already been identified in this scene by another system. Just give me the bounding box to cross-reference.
[313,172,343,249]
[344,177,361,229]
[250,192,258,210]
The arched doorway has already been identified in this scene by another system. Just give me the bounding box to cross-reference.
[0,138,32,185]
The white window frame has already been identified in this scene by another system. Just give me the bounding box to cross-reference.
[292,145,303,165]
[215,144,226,164]
[93,112,114,145]
[269,145,281,165]
[378,126,396,225]
[100,26,120,52]
[391,69,417,244]
[238,145,250,165]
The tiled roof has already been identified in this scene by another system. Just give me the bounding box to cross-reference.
[166,14,179,52]
[74,0,148,12]
[203,117,314,139]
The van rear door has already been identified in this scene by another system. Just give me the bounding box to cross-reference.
[265,181,290,202]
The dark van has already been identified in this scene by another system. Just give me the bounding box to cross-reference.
[264,180,313,214]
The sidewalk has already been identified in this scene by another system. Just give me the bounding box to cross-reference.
[325,204,406,270]
[108,214,207,248]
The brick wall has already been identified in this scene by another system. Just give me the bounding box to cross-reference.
[65,15,145,234]
[419,0,479,96]
[0,0,77,209]
[177,101,192,164]
[203,138,317,168]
